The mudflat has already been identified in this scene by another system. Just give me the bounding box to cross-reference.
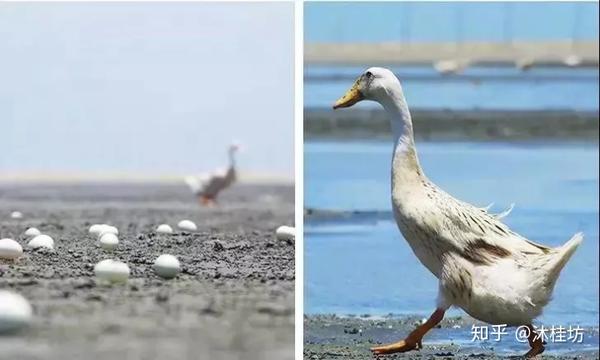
[0,182,294,360]
[304,315,599,359]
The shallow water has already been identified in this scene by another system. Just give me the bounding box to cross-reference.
[304,141,599,331]
[305,66,600,111]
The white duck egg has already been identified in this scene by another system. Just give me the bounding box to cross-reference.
[0,239,23,260]
[10,211,23,219]
[99,233,119,251]
[156,224,173,234]
[27,234,54,250]
[276,225,295,241]
[0,291,32,333]
[105,225,118,235]
[99,225,118,236]
[90,224,118,237]
[153,254,181,279]
[24,227,41,237]
[177,220,197,231]
[94,259,130,283]
[89,224,104,235]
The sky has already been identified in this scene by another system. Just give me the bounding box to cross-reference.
[305,2,599,43]
[0,2,294,179]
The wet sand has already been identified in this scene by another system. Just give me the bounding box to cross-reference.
[0,182,294,360]
[304,315,599,360]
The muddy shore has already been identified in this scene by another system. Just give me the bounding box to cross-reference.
[304,315,599,360]
[0,182,294,360]
[305,108,599,142]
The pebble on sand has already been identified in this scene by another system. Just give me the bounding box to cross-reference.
[275,225,295,241]
[24,227,41,237]
[27,234,54,250]
[153,254,181,279]
[99,233,119,251]
[156,224,173,234]
[0,290,32,333]
[10,211,23,219]
[177,220,197,232]
[94,259,130,283]
[0,239,23,260]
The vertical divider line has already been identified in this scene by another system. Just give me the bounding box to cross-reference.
[294,0,304,359]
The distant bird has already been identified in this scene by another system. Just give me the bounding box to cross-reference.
[516,57,535,71]
[333,67,583,358]
[563,54,582,67]
[184,144,239,206]
[433,59,469,75]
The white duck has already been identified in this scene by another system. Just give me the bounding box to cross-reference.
[333,67,583,358]
[184,143,239,206]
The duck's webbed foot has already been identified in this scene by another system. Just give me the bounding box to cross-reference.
[198,196,217,207]
[370,338,420,355]
[370,308,445,356]
[523,324,545,358]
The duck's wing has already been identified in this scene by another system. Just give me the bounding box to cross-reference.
[430,190,551,264]
[184,176,202,194]
[200,166,237,198]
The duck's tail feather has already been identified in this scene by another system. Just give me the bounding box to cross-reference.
[493,203,515,220]
[184,176,202,195]
[480,203,494,212]
[546,232,583,285]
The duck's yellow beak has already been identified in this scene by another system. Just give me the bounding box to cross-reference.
[333,80,364,109]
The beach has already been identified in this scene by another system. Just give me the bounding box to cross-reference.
[0,182,294,360]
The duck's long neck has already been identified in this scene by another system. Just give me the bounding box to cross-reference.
[379,91,424,188]
[228,150,236,169]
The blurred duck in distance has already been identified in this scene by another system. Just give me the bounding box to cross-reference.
[184,143,239,206]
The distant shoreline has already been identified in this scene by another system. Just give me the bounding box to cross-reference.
[0,171,294,186]
[305,108,599,142]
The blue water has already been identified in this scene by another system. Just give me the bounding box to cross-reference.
[304,141,599,330]
[305,66,600,111]
[306,2,599,43]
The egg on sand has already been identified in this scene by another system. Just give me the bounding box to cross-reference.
[0,239,23,260]
[94,259,130,283]
[156,224,173,234]
[153,254,181,279]
[99,233,119,251]
[24,227,41,237]
[27,235,54,250]
[89,224,118,237]
[0,291,32,333]
[177,220,197,231]
[276,225,295,241]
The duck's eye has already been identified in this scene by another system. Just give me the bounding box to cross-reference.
[365,71,373,78]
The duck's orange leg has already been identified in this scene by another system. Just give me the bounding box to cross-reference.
[371,308,445,355]
[199,196,216,207]
[523,324,545,358]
